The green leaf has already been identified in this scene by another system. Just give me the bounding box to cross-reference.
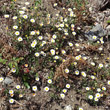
[24,82,30,89]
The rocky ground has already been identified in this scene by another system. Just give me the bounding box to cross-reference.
[0,0,110,110]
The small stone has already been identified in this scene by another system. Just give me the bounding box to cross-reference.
[3,77,13,85]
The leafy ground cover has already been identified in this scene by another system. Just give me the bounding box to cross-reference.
[0,0,110,110]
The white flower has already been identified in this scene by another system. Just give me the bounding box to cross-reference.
[72,31,76,36]
[25,2,30,5]
[54,55,59,59]
[64,18,67,22]
[23,15,28,19]
[52,34,57,39]
[75,70,79,75]
[35,77,40,81]
[12,16,17,20]
[44,86,49,92]
[50,49,55,56]
[60,93,65,99]
[68,8,72,11]
[102,87,106,91]
[70,11,74,17]
[19,94,23,98]
[4,14,9,18]
[35,52,40,57]
[13,25,18,29]
[15,31,20,36]
[53,3,57,7]
[107,80,110,85]
[30,19,35,23]
[60,23,64,27]
[61,50,66,54]
[11,68,16,73]
[91,62,95,66]
[36,30,40,35]
[97,88,101,92]
[51,38,55,43]
[47,79,52,84]
[98,47,103,51]
[66,84,70,89]
[81,71,86,77]
[91,75,95,79]
[75,43,79,47]
[99,63,103,68]
[65,68,69,73]
[94,97,99,101]
[9,98,14,103]
[32,86,37,91]
[31,40,37,48]
[88,95,93,100]
[22,7,26,10]
[38,36,43,40]
[62,89,67,93]
[16,85,21,89]
[9,90,14,94]
[0,77,4,82]
[19,11,25,15]
[71,24,75,28]
[68,42,73,47]
[30,31,35,35]
[64,32,68,36]
[79,107,83,110]
[73,62,77,65]
[93,35,97,40]
[18,37,23,42]
[95,93,101,98]
[75,55,80,60]
[86,87,90,91]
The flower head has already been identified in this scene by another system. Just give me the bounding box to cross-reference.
[0,77,4,82]
[32,86,37,91]
[44,86,49,92]
[9,98,14,104]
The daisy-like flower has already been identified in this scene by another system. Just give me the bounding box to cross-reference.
[47,79,52,84]
[38,36,43,40]
[9,98,14,104]
[44,86,49,92]
[22,7,26,10]
[88,95,93,100]
[65,68,69,73]
[51,38,55,43]
[75,43,79,47]
[13,25,18,29]
[86,87,90,91]
[36,30,40,35]
[19,94,23,98]
[39,22,43,27]
[35,52,40,57]
[31,40,37,48]
[11,68,16,73]
[75,70,79,75]
[35,77,40,81]
[18,37,23,42]
[71,24,75,28]
[68,8,72,11]
[19,11,25,15]
[62,89,67,93]
[23,15,28,19]
[53,3,57,7]
[66,84,70,89]
[16,85,21,89]
[32,86,37,91]
[12,16,17,20]
[30,18,35,23]
[0,77,4,82]
[79,107,83,110]
[30,31,35,35]
[91,75,95,79]
[98,63,103,68]
[95,93,101,98]
[60,23,64,28]
[81,71,86,77]
[94,97,99,101]
[70,11,74,17]
[98,47,103,51]
[4,14,9,18]
[73,62,77,65]
[68,42,73,47]
[91,62,95,66]
[61,50,66,54]
[102,87,106,91]
[60,93,65,99]
[52,34,57,39]
[64,32,68,36]
[25,2,30,5]
[64,18,67,22]
[107,80,110,85]
[72,31,76,36]
[50,49,55,56]
[54,55,59,59]
[93,35,97,40]
[15,31,20,36]
[75,55,80,60]
[97,88,101,92]
[9,90,14,94]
